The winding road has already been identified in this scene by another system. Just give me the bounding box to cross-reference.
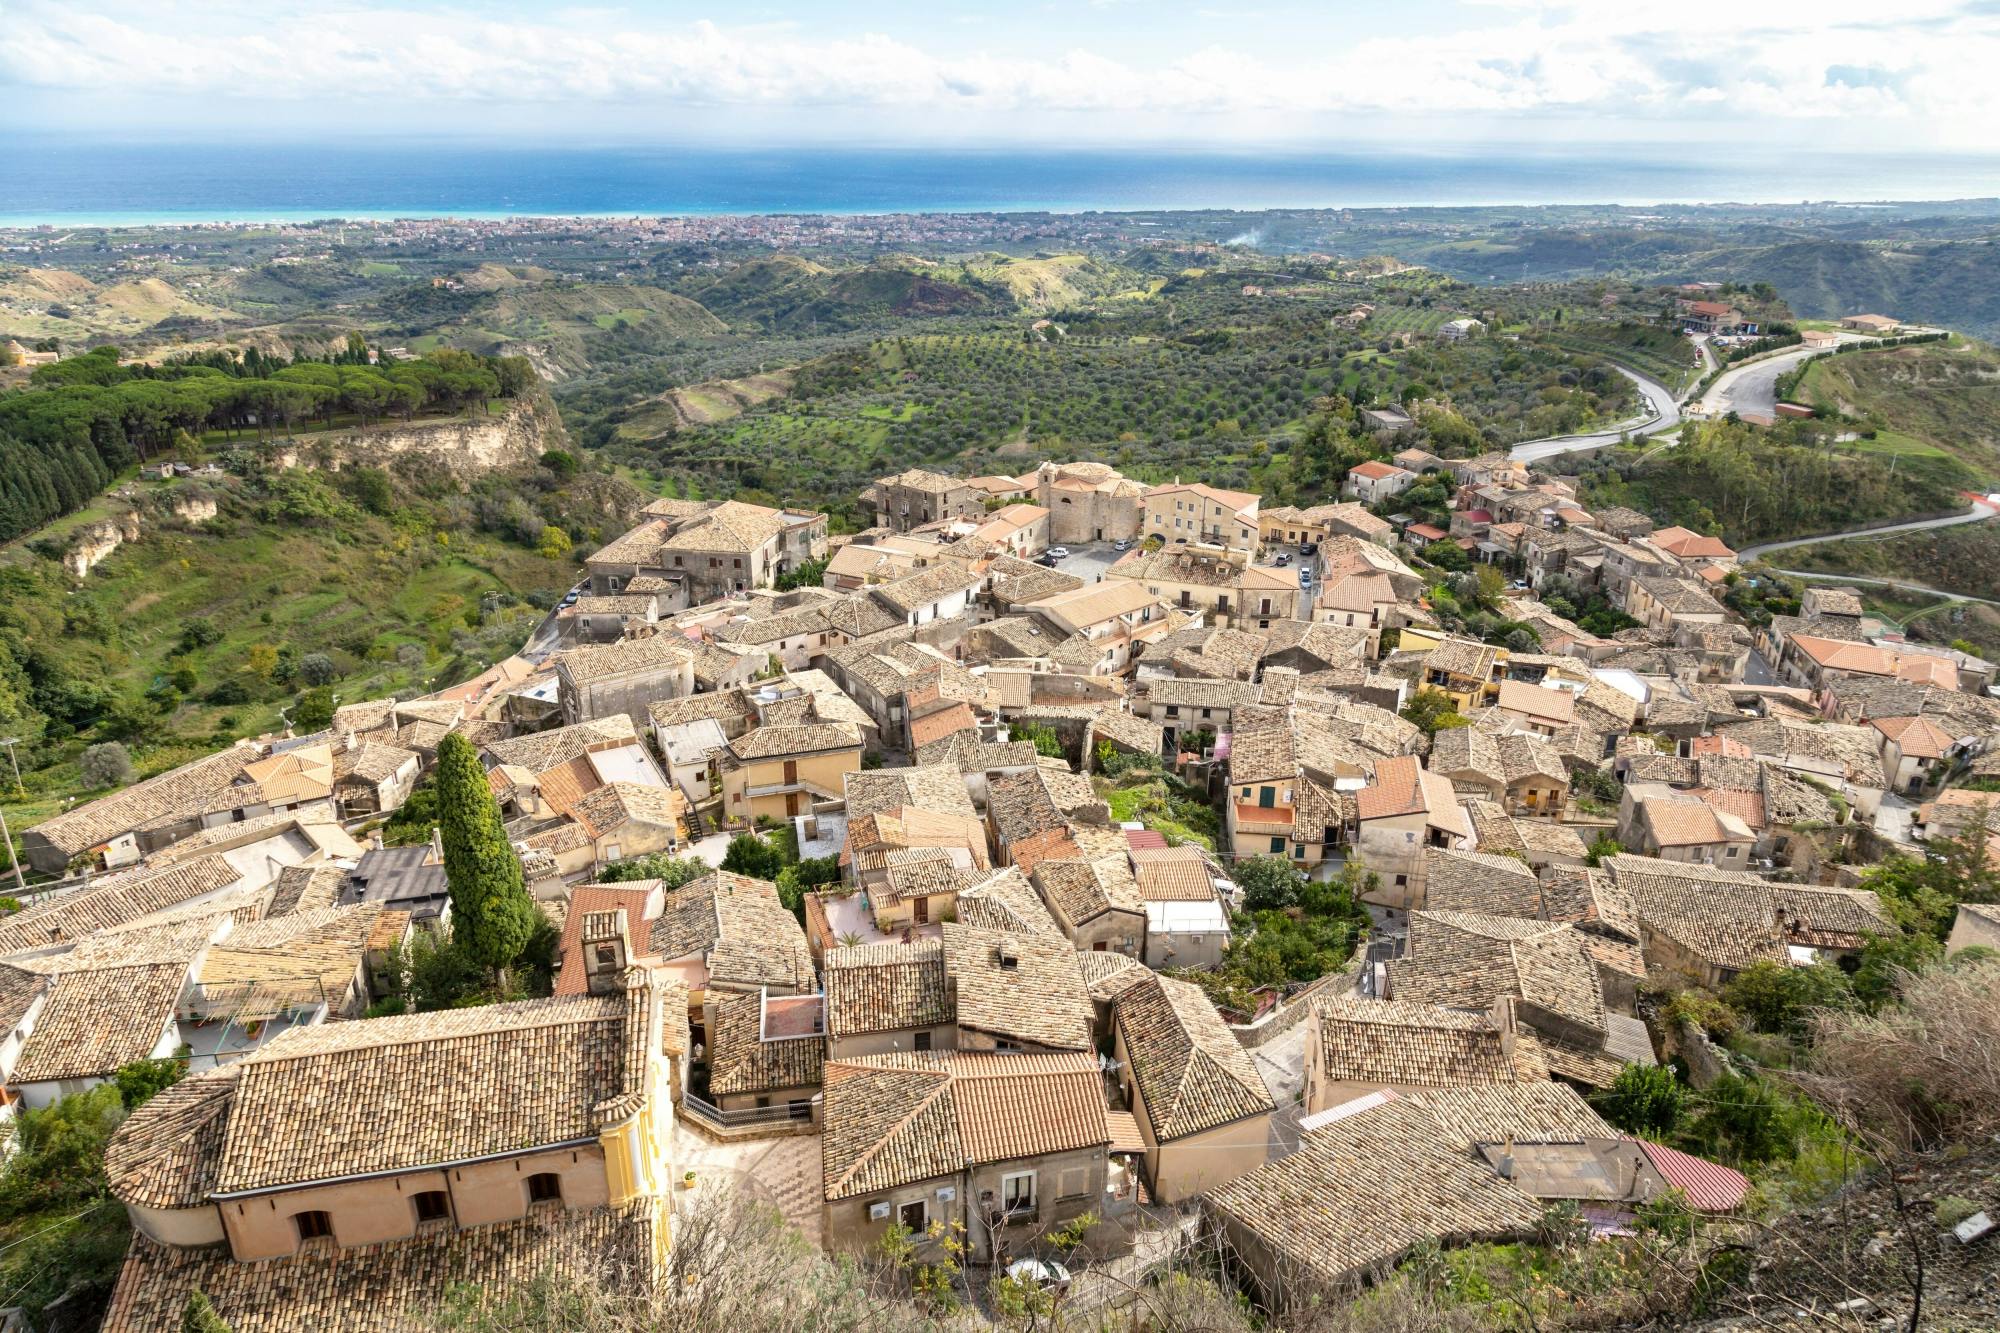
[1736,500,1999,563]
[1509,364,1681,464]
[1753,566,2000,608]
[1693,342,1830,420]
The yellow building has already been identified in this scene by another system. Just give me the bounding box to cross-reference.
[99,963,685,1327]
[718,722,864,825]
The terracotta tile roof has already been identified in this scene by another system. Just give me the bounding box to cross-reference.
[1418,1081,1617,1147]
[1311,997,1539,1088]
[105,1065,240,1210]
[102,1198,663,1332]
[1076,950,1152,1003]
[191,904,381,1019]
[569,782,683,840]
[263,863,345,918]
[1872,714,1956,760]
[213,986,661,1195]
[908,703,977,752]
[1206,1093,1541,1288]
[707,988,825,1095]
[0,854,240,952]
[821,1051,1110,1200]
[1032,858,1145,927]
[553,634,695,686]
[1114,973,1273,1140]
[27,744,261,860]
[1496,680,1576,724]
[1423,848,1543,912]
[954,866,1066,938]
[824,939,954,1038]
[485,716,638,772]
[1390,912,1605,1035]
[1134,856,1217,902]
[1641,795,1749,849]
[11,962,189,1085]
[1355,754,1426,820]
[1603,854,1790,971]
[844,764,979,822]
[942,923,1093,1050]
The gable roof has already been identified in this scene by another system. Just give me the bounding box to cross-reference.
[821,1051,1110,1201]
[1311,996,1539,1089]
[212,983,667,1196]
[11,962,187,1085]
[1390,912,1605,1034]
[941,924,1094,1051]
[1206,1093,1542,1289]
[1114,972,1274,1140]
[824,939,954,1038]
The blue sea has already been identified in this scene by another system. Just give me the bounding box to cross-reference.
[4,139,2000,225]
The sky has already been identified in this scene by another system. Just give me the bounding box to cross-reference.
[5,0,2000,152]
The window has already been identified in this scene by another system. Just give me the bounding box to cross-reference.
[413,1191,450,1223]
[1394,874,1408,888]
[913,1030,932,1052]
[1270,837,1285,853]
[527,1173,563,1204]
[1001,1171,1037,1216]
[294,1210,332,1241]
[899,1199,928,1230]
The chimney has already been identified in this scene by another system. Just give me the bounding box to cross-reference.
[581,908,633,996]
[429,825,444,865]
[1497,1135,1516,1180]
[1491,995,1518,1067]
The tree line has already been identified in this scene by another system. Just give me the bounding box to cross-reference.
[0,341,535,546]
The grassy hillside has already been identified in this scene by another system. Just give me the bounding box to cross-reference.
[1578,418,1975,545]
[961,253,1146,310]
[678,255,996,332]
[1792,338,2000,483]
[613,369,796,440]
[0,266,238,340]
[0,461,639,827]
[1779,521,2000,602]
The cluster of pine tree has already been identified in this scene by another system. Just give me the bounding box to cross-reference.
[0,339,534,544]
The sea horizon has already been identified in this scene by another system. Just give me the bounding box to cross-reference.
[5,139,2000,229]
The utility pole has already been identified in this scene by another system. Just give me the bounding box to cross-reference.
[0,803,24,896]
[0,738,20,791]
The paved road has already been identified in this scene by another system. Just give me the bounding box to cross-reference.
[1509,364,1680,465]
[1737,501,1998,563]
[1693,343,1828,419]
[1758,567,2000,608]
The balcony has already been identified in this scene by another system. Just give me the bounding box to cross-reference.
[1233,803,1296,835]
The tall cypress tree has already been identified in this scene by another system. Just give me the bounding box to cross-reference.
[433,732,536,983]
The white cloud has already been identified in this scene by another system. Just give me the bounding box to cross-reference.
[4,1,1998,142]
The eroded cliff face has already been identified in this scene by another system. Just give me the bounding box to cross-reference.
[63,511,143,578]
[62,492,220,578]
[270,391,564,479]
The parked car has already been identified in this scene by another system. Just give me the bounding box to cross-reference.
[1036,552,1061,567]
[1005,1257,1072,1296]
[1047,546,1072,561]
[1112,538,1131,551]
[1273,552,1291,566]
[1299,541,1319,556]
[1299,569,1314,587]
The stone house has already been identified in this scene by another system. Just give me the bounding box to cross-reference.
[819,1051,1112,1265]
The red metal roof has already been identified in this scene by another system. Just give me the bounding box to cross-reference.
[1632,1138,1748,1213]
[1124,828,1169,851]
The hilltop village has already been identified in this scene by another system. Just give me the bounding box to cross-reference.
[8,446,2000,1327]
